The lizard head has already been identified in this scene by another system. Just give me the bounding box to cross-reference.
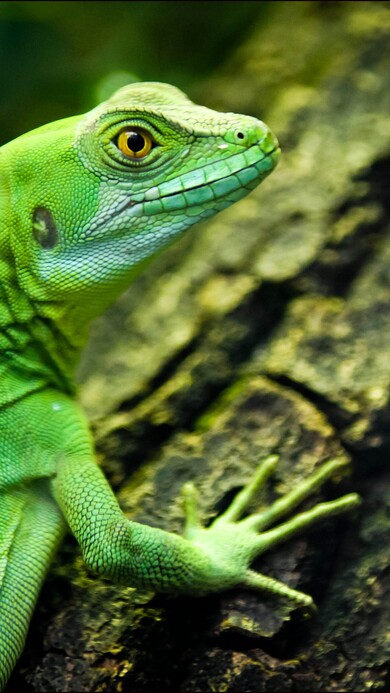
[5,82,280,309]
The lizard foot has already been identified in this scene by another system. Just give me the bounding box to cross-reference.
[181,455,360,607]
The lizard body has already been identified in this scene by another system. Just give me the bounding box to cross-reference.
[0,82,359,688]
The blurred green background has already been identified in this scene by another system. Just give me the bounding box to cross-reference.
[0,1,270,144]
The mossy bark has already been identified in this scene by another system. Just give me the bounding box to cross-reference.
[8,2,390,691]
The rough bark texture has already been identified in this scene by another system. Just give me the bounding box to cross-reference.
[8,2,390,691]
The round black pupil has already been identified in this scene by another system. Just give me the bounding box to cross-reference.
[127,131,145,152]
[237,131,245,140]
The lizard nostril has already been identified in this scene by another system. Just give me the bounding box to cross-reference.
[235,130,246,142]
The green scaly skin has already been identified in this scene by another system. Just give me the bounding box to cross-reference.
[0,82,360,689]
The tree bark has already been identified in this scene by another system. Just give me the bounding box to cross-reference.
[8,2,390,691]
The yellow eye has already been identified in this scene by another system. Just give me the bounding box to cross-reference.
[117,128,154,159]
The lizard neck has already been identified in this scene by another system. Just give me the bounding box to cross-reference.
[0,249,83,402]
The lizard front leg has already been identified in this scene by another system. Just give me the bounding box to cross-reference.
[51,452,224,593]
[51,430,360,600]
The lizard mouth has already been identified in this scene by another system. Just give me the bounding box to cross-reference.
[145,146,281,213]
[88,144,280,236]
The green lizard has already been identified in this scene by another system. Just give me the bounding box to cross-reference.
[0,82,360,689]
